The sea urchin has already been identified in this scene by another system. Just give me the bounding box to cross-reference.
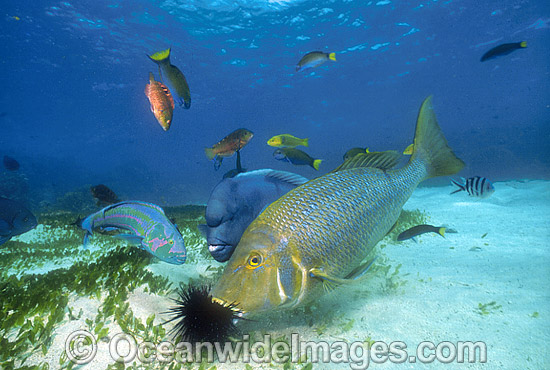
[165,284,243,344]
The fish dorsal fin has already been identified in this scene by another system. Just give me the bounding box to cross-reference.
[332,150,402,172]
[148,72,156,82]
[102,201,165,215]
[265,170,309,187]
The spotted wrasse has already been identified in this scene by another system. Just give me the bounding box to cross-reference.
[211,96,465,313]
[81,201,186,264]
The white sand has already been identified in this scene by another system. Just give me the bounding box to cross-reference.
[16,180,550,369]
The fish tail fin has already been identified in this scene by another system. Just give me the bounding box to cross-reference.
[328,52,336,61]
[409,96,465,180]
[313,159,322,170]
[450,178,465,194]
[438,227,446,237]
[204,147,215,160]
[148,48,171,64]
[520,41,527,48]
[303,138,309,147]
[365,147,370,153]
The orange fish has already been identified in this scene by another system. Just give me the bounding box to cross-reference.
[144,72,175,131]
[205,128,254,169]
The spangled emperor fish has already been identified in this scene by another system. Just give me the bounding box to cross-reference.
[211,96,465,313]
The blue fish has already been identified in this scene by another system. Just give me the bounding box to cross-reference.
[0,197,37,245]
[450,176,495,198]
[81,201,186,264]
[199,169,308,262]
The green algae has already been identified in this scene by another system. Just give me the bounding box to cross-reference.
[0,205,211,370]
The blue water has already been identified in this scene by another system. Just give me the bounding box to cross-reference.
[1,0,549,206]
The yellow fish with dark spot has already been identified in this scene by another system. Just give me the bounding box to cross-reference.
[144,72,174,131]
[148,48,191,109]
[211,96,464,314]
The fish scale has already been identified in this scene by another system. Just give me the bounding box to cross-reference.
[211,96,465,313]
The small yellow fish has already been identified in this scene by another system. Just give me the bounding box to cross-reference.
[267,134,308,148]
[144,72,174,131]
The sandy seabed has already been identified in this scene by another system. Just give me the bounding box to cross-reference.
[12,180,550,369]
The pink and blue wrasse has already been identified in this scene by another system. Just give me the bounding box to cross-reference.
[81,201,186,264]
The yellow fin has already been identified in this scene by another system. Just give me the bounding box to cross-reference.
[438,227,446,237]
[313,159,322,170]
[328,52,336,61]
[520,41,527,48]
[303,138,309,147]
[332,150,401,172]
[204,147,215,160]
[365,147,370,153]
[409,96,465,179]
[403,144,414,155]
[148,48,171,62]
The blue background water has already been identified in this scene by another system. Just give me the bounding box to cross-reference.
[1,0,549,206]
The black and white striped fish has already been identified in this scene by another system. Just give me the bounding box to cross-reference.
[450,176,495,198]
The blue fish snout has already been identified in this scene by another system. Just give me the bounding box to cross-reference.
[208,244,235,262]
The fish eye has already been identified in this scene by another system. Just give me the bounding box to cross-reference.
[169,240,174,245]
[246,253,263,269]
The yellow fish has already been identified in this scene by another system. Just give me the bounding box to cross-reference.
[211,96,464,313]
[148,48,191,109]
[267,134,309,148]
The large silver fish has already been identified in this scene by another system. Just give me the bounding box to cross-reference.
[211,96,465,313]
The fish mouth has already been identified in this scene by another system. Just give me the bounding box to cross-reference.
[208,244,235,262]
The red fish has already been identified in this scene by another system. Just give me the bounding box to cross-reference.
[144,72,175,131]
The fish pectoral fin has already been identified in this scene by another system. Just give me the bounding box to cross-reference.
[386,221,399,236]
[309,268,354,292]
[344,257,377,281]
[112,234,144,245]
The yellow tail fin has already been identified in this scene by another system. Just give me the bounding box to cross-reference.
[303,138,309,147]
[520,41,527,48]
[438,227,446,237]
[410,96,465,179]
[204,147,215,160]
[313,159,322,170]
[329,52,336,61]
[148,48,171,63]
